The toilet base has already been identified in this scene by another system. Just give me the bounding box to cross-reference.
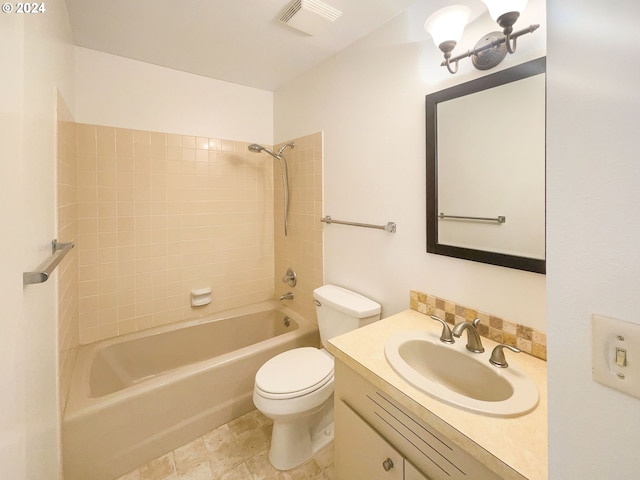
[268,402,334,470]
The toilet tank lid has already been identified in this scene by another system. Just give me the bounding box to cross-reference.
[313,285,381,318]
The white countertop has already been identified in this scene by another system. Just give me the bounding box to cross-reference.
[327,309,548,480]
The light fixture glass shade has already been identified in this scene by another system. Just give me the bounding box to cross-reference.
[424,5,471,47]
[481,0,528,21]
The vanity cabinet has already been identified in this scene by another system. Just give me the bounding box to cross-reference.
[333,359,503,480]
[336,398,429,479]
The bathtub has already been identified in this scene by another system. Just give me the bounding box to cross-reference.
[62,300,320,480]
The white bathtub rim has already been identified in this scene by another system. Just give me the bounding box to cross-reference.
[84,299,288,348]
[64,300,317,423]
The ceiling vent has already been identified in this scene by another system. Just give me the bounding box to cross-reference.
[279,0,342,36]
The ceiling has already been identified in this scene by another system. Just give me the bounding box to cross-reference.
[64,0,421,91]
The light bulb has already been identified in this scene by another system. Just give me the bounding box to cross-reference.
[424,5,471,48]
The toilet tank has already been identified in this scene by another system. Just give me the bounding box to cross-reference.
[313,285,381,347]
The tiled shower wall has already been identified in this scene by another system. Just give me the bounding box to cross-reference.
[56,95,79,412]
[74,125,276,344]
[274,133,324,323]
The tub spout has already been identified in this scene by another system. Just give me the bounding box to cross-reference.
[279,292,294,301]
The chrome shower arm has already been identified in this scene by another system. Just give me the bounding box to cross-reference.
[277,142,295,157]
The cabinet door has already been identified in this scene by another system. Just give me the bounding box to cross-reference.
[405,460,432,480]
[335,400,404,480]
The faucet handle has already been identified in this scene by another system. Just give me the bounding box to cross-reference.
[429,315,454,344]
[489,344,521,368]
[282,268,297,287]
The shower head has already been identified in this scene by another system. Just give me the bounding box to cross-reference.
[248,143,266,153]
[248,142,295,159]
[248,143,279,159]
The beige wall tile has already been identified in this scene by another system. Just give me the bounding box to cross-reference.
[274,132,324,324]
[71,124,278,343]
[56,97,80,416]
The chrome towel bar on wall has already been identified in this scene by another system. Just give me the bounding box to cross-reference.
[23,239,75,285]
[320,215,397,233]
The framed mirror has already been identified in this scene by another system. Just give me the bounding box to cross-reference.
[426,57,546,274]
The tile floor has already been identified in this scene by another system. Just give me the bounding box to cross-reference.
[115,410,334,480]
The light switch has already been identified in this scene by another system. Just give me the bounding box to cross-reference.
[592,314,640,400]
[615,348,627,367]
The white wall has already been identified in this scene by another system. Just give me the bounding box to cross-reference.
[75,47,274,144]
[546,1,640,478]
[0,0,75,478]
[274,0,547,331]
[0,12,27,479]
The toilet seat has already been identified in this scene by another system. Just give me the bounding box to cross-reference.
[255,347,334,400]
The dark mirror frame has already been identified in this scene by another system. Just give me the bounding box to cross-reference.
[426,57,546,274]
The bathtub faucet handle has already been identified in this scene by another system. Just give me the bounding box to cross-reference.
[282,268,297,287]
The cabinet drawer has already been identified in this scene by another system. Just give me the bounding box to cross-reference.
[335,399,404,480]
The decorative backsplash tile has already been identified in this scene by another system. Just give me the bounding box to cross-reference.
[410,290,547,361]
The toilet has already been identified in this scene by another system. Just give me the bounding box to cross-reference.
[253,284,381,470]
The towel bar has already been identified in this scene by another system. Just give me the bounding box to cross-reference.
[320,216,396,233]
[23,239,75,285]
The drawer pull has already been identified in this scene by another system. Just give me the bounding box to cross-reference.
[382,458,394,471]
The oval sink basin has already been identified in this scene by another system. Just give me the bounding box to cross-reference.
[385,330,538,417]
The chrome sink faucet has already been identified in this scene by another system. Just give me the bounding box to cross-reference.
[452,318,485,353]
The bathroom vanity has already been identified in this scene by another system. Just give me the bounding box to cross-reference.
[327,309,547,480]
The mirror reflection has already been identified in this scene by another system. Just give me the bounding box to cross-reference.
[426,57,546,273]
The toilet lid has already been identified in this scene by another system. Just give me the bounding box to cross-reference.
[255,347,334,399]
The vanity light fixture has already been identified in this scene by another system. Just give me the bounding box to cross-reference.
[424,0,539,74]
